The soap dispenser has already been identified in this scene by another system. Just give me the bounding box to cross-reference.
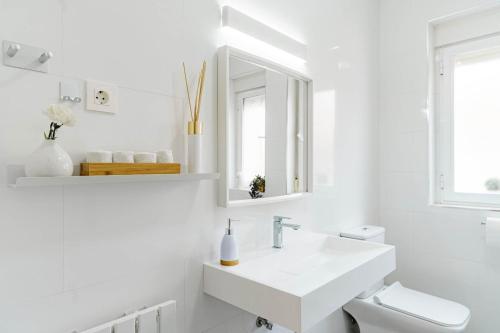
[220,218,239,266]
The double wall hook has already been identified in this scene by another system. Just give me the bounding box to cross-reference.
[3,40,53,73]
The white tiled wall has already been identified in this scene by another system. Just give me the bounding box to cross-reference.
[379,0,500,332]
[0,0,379,332]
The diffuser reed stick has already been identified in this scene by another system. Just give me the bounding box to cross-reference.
[182,61,207,134]
[182,63,194,122]
[195,61,207,123]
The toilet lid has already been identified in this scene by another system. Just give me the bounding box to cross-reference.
[374,282,471,327]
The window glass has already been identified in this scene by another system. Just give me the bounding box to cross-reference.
[454,46,500,193]
[240,94,266,187]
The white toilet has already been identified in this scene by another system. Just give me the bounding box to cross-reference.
[340,225,471,333]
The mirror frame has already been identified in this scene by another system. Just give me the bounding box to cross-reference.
[217,46,314,207]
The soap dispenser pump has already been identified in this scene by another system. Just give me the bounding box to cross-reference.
[220,218,239,266]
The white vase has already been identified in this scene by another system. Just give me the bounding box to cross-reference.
[188,134,202,173]
[25,140,74,177]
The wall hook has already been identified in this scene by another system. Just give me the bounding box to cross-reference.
[61,95,82,103]
[6,43,20,57]
[59,81,82,103]
[38,51,53,63]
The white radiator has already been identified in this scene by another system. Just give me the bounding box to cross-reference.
[74,300,176,333]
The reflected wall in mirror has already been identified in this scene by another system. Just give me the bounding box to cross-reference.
[218,46,313,207]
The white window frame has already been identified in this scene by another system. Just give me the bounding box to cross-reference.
[234,87,266,189]
[434,34,500,209]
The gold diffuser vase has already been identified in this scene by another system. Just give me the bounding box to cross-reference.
[183,61,206,173]
[188,120,202,135]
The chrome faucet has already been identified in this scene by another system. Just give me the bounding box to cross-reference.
[273,216,301,248]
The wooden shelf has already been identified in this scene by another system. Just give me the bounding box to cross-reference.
[8,173,219,188]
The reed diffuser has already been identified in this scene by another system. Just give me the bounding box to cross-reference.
[183,61,207,173]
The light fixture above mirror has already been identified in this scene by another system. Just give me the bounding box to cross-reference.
[220,6,308,69]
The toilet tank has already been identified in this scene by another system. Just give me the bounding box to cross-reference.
[340,225,386,299]
[339,225,385,243]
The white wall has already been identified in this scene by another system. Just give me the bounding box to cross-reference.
[379,1,500,332]
[0,0,379,332]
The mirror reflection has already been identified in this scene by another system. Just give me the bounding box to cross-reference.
[227,56,309,202]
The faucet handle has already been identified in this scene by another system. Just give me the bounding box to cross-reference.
[273,215,291,221]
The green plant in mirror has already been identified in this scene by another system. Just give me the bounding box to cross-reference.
[249,175,265,199]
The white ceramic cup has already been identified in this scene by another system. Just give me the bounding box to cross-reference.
[113,151,134,163]
[86,150,113,163]
[156,150,174,163]
[134,152,157,163]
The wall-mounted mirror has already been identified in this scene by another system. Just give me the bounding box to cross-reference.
[218,46,313,207]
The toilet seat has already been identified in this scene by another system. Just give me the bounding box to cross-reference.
[373,282,471,327]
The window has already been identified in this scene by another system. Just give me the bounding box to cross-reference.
[235,89,266,188]
[435,35,500,208]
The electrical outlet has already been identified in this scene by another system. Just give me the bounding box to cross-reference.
[95,89,110,105]
[86,80,118,113]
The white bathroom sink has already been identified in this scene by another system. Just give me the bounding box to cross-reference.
[204,230,395,332]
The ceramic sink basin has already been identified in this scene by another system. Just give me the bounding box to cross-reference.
[204,230,395,332]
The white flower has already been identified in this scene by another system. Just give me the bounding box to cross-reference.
[45,104,76,126]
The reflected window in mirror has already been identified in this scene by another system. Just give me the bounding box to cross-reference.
[237,89,266,189]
